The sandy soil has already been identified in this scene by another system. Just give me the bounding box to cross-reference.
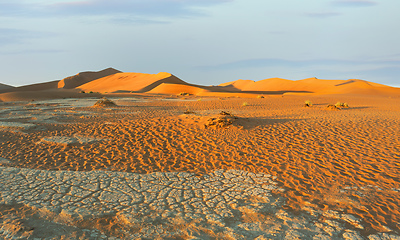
[0,94,399,239]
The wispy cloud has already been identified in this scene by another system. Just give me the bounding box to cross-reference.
[306,12,341,18]
[0,0,232,19]
[331,0,377,7]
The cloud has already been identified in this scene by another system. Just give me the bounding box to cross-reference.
[0,0,232,19]
[306,12,341,18]
[331,0,377,7]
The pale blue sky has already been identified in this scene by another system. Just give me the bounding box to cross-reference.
[1,0,399,87]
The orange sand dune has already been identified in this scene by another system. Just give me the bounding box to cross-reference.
[219,79,256,91]
[220,77,400,96]
[58,67,121,89]
[318,79,400,95]
[148,83,208,95]
[78,72,187,93]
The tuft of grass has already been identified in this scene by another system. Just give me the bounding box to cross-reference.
[257,95,264,99]
[242,102,248,106]
[178,92,190,97]
[304,100,312,107]
[335,102,349,108]
[326,104,340,110]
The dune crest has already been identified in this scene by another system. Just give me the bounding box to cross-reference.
[58,67,121,89]
[78,72,187,93]
[0,83,14,91]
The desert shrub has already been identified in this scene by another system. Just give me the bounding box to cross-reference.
[93,97,117,107]
[257,95,264,99]
[88,91,94,94]
[304,100,312,107]
[335,102,349,108]
[205,111,237,128]
[242,102,248,106]
[178,92,190,97]
[184,110,196,114]
[80,90,85,93]
[326,104,340,110]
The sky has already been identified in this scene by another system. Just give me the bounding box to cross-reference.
[1,0,399,87]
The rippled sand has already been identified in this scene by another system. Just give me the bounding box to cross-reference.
[0,94,399,237]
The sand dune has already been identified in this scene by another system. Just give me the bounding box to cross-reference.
[220,77,400,96]
[0,81,59,94]
[1,70,399,103]
[0,83,14,91]
[58,67,121,89]
[148,83,208,95]
[78,72,187,93]
[0,68,121,95]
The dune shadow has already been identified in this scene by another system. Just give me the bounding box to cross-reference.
[209,90,313,95]
[235,117,303,130]
[340,106,371,110]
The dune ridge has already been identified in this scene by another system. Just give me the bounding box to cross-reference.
[0,83,14,91]
[78,72,188,93]
[58,67,121,89]
[1,69,400,102]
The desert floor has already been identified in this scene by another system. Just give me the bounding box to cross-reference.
[0,94,399,239]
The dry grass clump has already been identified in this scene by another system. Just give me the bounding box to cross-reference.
[205,111,237,128]
[178,92,190,97]
[242,102,248,106]
[183,110,196,114]
[335,102,349,108]
[304,100,312,107]
[93,97,117,108]
[326,104,340,110]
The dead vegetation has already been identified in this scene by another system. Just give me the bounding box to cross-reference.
[204,111,237,128]
[92,98,117,108]
[326,104,340,110]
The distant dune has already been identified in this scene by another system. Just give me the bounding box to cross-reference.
[0,68,120,94]
[220,77,400,96]
[78,72,187,93]
[0,83,14,91]
[0,68,399,102]
[58,68,121,89]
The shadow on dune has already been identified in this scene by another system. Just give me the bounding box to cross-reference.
[340,106,371,110]
[236,117,304,130]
